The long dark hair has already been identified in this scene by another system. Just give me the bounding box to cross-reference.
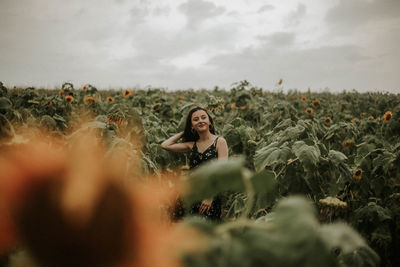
[182,107,216,142]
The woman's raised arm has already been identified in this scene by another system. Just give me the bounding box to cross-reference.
[160,131,191,153]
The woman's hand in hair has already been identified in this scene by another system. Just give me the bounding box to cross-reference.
[199,198,213,214]
[161,131,191,153]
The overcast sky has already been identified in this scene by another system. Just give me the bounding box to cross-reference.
[0,0,399,93]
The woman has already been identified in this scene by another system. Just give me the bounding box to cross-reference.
[161,107,228,220]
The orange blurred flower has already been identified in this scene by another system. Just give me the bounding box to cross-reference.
[312,99,320,109]
[123,90,132,98]
[59,90,64,96]
[384,111,392,122]
[83,86,87,91]
[291,95,297,100]
[84,96,96,104]
[350,119,356,124]
[301,96,307,102]
[324,117,332,126]
[305,107,313,115]
[45,100,52,106]
[239,105,247,110]
[353,169,363,180]
[360,112,365,118]
[65,96,74,103]
[106,96,114,103]
[342,139,355,148]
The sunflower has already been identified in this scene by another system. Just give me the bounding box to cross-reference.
[59,90,64,96]
[341,139,355,148]
[360,112,365,118]
[106,97,114,103]
[324,117,333,126]
[179,99,184,104]
[312,99,320,109]
[65,96,74,103]
[368,116,374,120]
[83,86,87,91]
[123,90,132,98]
[350,119,356,124]
[291,95,297,100]
[305,107,313,115]
[45,100,52,106]
[230,103,236,109]
[239,105,247,110]
[179,95,184,99]
[384,111,392,122]
[301,96,307,102]
[353,169,362,180]
[84,96,97,104]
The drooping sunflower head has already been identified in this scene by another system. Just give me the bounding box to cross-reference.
[324,117,333,126]
[384,111,392,122]
[312,99,320,109]
[106,97,114,103]
[305,107,313,115]
[123,90,132,98]
[353,169,363,180]
[65,96,74,104]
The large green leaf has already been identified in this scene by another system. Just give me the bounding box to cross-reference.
[292,141,320,170]
[254,142,292,171]
[185,157,246,204]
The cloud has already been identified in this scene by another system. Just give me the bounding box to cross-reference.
[257,32,295,47]
[178,0,226,30]
[325,0,400,29]
[284,3,306,27]
[258,4,275,13]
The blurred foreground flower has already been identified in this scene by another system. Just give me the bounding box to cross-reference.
[0,129,195,267]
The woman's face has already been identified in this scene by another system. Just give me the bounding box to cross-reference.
[191,110,211,133]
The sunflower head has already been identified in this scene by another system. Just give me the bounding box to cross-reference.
[353,169,363,180]
[45,100,52,106]
[384,111,392,122]
[360,112,366,118]
[342,139,355,148]
[106,97,114,103]
[239,105,247,110]
[65,96,74,103]
[59,90,64,96]
[324,117,333,126]
[368,116,375,120]
[230,103,236,109]
[312,99,320,109]
[83,86,87,91]
[301,96,307,102]
[350,119,356,124]
[84,96,96,104]
[305,107,313,115]
[123,90,132,98]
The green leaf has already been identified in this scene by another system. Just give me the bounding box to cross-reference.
[328,150,348,164]
[292,141,320,170]
[185,157,246,204]
[0,97,12,113]
[250,169,276,194]
[254,142,292,171]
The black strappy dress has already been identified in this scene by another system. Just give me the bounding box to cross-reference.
[188,137,222,220]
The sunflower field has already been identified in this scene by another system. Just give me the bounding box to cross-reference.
[0,80,399,267]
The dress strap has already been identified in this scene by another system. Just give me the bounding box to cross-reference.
[213,136,219,146]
